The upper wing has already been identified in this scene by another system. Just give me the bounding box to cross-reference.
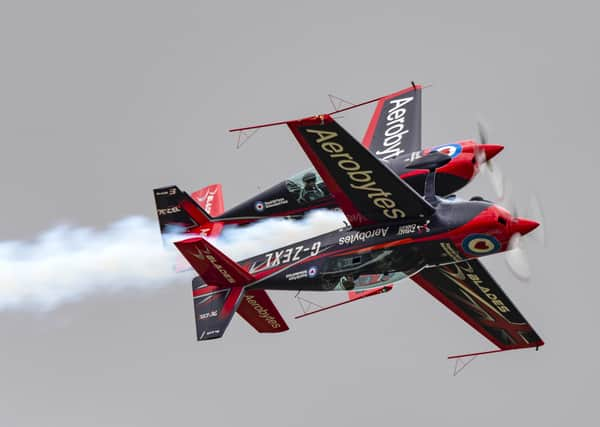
[362,85,422,160]
[287,114,434,227]
[411,259,544,350]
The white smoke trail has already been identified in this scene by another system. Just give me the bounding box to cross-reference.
[0,217,175,311]
[209,209,346,260]
[0,210,346,311]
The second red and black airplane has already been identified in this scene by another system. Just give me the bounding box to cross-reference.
[154,85,503,235]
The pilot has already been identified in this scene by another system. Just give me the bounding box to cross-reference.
[297,171,324,203]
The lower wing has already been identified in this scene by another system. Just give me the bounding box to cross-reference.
[411,259,544,350]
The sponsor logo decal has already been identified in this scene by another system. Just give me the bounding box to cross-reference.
[285,270,308,281]
[264,198,289,209]
[157,206,181,216]
[339,227,389,245]
[432,143,462,159]
[254,201,265,212]
[461,234,500,256]
[244,294,282,329]
[308,266,318,278]
[397,224,416,236]
[375,96,415,160]
[189,246,237,284]
[440,262,510,313]
[196,188,219,214]
[397,222,430,236]
[305,129,406,220]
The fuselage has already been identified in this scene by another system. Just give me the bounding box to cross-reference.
[228,197,534,293]
[216,141,502,224]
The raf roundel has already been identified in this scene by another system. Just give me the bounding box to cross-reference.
[254,201,265,212]
[308,266,318,278]
[462,234,501,256]
[432,143,462,159]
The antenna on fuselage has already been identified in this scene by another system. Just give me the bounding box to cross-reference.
[406,151,452,205]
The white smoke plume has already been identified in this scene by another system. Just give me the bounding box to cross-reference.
[0,210,346,311]
[209,209,346,260]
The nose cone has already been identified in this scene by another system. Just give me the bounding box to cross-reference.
[512,218,539,236]
[477,144,504,162]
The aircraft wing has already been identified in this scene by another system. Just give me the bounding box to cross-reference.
[287,114,434,228]
[411,259,544,350]
[362,85,422,160]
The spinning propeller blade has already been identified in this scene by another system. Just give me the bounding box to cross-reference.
[505,233,531,281]
[476,120,505,199]
[504,197,546,282]
[474,120,546,282]
[502,186,545,282]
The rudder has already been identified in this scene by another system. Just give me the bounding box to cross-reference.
[154,184,224,241]
[192,277,246,341]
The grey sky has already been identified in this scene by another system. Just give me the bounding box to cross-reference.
[0,1,597,426]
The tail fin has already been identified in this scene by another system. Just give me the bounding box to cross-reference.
[192,277,246,340]
[181,183,225,238]
[179,238,263,341]
[362,84,422,160]
[191,184,225,218]
[184,242,289,339]
[174,237,254,287]
[154,186,200,239]
[154,184,224,240]
[155,184,226,273]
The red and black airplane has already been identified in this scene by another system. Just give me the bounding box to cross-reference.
[156,113,544,356]
[154,85,503,235]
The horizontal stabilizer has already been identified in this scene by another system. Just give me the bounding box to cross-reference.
[175,237,254,287]
[237,290,289,333]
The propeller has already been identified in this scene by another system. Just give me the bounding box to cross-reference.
[476,120,505,200]
[475,120,546,282]
[504,216,542,281]
[502,193,546,281]
[527,194,546,247]
[505,233,531,281]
